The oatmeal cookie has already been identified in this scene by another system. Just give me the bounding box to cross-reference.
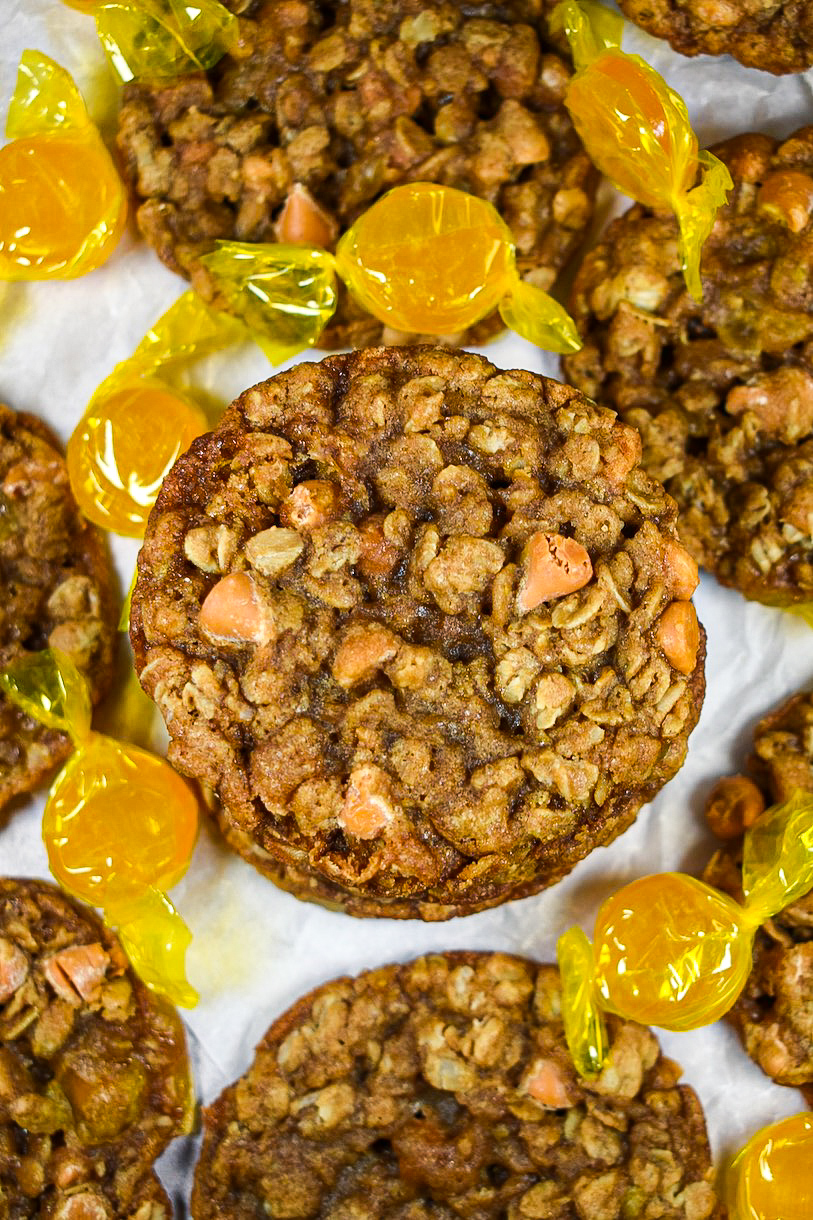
[0,878,191,1218]
[131,347,706,920]
[617,0,813,75]
[192,951,722,1220]
[564,128,813,606]
[704,688,813,1107]
[115,0,595,349]
[0,406,116,812]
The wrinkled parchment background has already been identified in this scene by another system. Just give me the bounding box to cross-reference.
[4,1,813,1209]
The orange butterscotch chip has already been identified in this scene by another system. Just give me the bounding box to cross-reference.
[757,169,813,233]
[656,600,699,675]
[339,764,396,839]
[200,571,272,645]
[525,1058,577,1109]
[517,532,593,613]
[279,480,341,532]
[274,182,338,248]
[663,540,699,599]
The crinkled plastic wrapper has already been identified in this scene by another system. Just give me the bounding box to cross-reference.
[0,649,200,1007]
[0,50,126,279]
[558,792,813,1076]
[554,0,732,300]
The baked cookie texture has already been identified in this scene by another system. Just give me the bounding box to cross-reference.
[192,951,723,1219]
[0,878,191,1218]
[115,0,595,348]
[131,347,706,919]
[704,688,813,1107]
[617,0,813,75]
[0,406,116,812]
[564,129,813,607]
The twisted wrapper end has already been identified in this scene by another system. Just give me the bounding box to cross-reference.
[557,924,609,1078]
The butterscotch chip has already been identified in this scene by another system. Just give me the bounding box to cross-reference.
[703,687,813,1107]
[617,0,813,74]
[0,879,191,1218]
[131,347,706,919]
[115,0,596,349]
[564,128,813,607]
[192,951,722,1219]
[0,407,116,813]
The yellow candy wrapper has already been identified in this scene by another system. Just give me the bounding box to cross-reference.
[557,790,813,1077]
[0,51,126,280]
[64,0,238,82]
[67,292,252,537]
[552,0,732,300]
[0,649,200,1007]
[201,182,583,359]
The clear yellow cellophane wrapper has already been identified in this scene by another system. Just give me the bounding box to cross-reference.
[202,182,583,357]
[553,0,732,300]
[0,649,200,1007]
[67,291,254,536]
[61,0,238,82]
[0,50,126,280]
[558,791,813,1077]
[726,1112,813,1220]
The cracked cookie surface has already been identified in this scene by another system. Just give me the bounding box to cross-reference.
[564,129,813,607]
[192,951,722,1220]
[704,688,813,1108]
[0,878,191,1219]
[0,407,116,813]
[618,0,813,74]
[131,347,705,919]
[115,0,595,349]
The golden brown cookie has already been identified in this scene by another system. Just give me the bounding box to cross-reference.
[564,129,813,606]
[192,951,722,1219]
[131,347,706,919]
[0,878,191,1218]
[0,406,116,812]
[115,0,595,348]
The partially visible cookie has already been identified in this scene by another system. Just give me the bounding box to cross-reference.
[703,688,813,1107]
[192,951,722,1219]
[617,0,813,75]
[131,347,706,920]
[0,406,116,811]
[564,128,813,606]
[115,0,596,349]
[0,878,191,1218]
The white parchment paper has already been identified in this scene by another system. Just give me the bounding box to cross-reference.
[3,1,813,1209]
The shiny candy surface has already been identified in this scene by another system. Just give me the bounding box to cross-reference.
[554,0,731,299]
[727,1113,813,1220]
[67,379,206,536]
[0,649,199,1007]
[593,873,752,1029]
[0,52,125,280]
[336,182,514,334]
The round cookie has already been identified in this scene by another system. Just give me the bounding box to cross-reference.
[617,0,813,75]
[115,0,595,349]
[0,878,191,1218]
[704,688,813,1107]
[192,951,722,1219]
[131,347,706,919]
[564,129,813,607]
[0,406,116,812]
